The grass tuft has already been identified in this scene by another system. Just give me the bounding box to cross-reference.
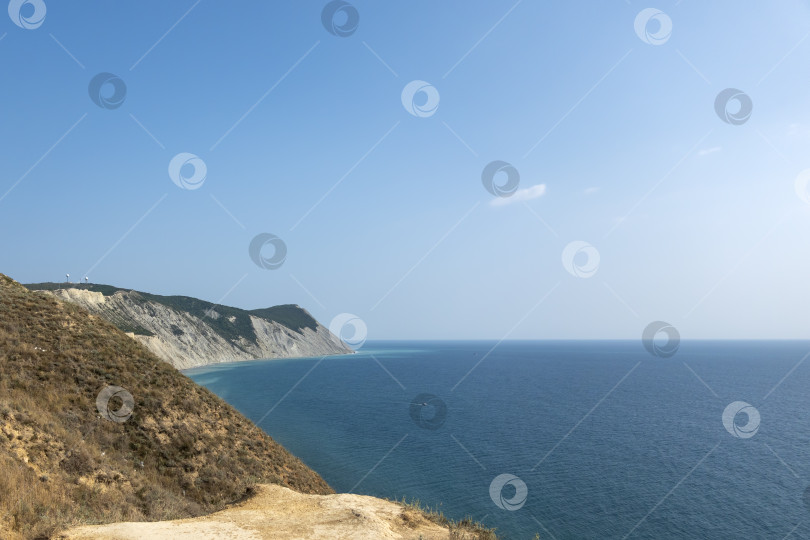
[397,497,499,540]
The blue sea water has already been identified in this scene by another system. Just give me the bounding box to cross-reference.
[185,341,810,539]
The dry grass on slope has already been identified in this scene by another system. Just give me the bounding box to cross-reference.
[0,274,332,540]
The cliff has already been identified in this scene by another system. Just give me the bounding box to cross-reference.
[0,273,332,539]
[1,275,496,540]
[24,283,353,369]
[0,275,496,540]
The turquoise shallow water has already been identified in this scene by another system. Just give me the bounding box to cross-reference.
[186,340,810,539]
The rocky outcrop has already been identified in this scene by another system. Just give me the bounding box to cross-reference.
[33,286,352,369]
[59,483,458,540]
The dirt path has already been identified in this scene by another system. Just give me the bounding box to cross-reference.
[59,484,454,540]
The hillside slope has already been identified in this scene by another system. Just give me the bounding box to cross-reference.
[0,274,333,539]
[24,283,352,369]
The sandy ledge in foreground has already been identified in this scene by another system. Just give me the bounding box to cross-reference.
[58,483,455,540]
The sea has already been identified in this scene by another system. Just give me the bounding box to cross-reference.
[185,340,810,539]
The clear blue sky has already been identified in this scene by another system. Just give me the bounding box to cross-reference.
[2,1,809,339]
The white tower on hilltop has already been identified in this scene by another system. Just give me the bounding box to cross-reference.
[66,273,70,283]
[84,276,88,284]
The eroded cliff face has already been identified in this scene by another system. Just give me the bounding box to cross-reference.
[39,288,352,369]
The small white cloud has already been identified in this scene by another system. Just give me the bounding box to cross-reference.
[584,187,599,195]
[787,123,810,139]
[697,146,721,157]
[490,184,546,206]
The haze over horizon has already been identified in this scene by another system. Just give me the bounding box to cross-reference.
[2,1,810,340]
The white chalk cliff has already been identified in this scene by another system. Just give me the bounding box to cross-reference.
[36,287,352,369]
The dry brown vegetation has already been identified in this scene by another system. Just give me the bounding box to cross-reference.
[0,274,332,539]
[398,498,499,540]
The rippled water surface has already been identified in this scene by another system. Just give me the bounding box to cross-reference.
[186,340,810,539]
